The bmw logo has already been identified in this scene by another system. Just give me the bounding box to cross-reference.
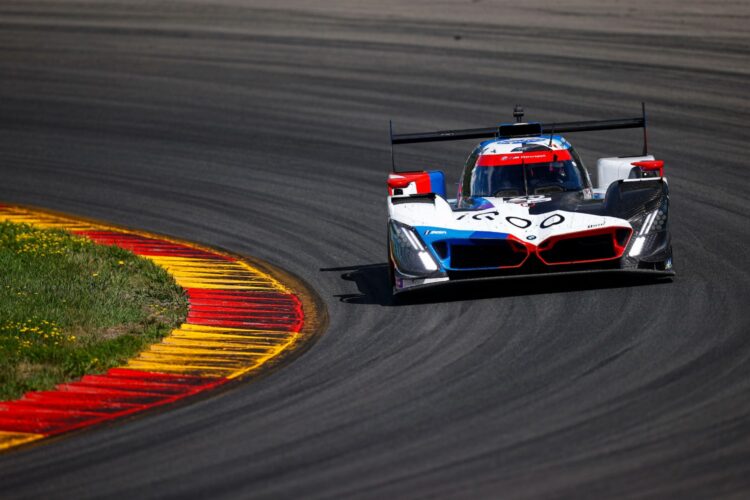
[526,235,537,241]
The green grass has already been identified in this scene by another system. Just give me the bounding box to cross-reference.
[0,221,188,401]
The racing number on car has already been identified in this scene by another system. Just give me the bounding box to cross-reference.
[456,210,500,221]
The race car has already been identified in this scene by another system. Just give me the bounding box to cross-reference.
[387,105,673,294]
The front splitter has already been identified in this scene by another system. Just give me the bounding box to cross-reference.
[394,267,674,295]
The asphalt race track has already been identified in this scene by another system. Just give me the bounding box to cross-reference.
[1,1,749,498]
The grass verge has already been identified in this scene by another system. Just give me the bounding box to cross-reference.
[0,221,187,401]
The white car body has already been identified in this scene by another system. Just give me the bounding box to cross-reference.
[387,134,673,293]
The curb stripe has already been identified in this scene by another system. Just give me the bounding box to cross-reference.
[0,432,45,449]
[0,204,315,451]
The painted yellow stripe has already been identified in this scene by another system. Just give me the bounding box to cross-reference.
[227,335,298,379]
[171,332,290,343]
[173,327,291,340]
[0,432,45,450]
[179,323,288,334]
[163,338,283,348]
[157,249,289,292]
[0,209,99,231]
[125,360,244,377]
[169,335,291,347]
[135,352,253,365]
[146,345,273,356]
[146,255,281,291]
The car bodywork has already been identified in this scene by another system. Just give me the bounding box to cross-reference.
[387,108,673,294]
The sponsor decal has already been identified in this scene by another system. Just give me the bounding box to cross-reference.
[507,194,552,206]
[477,149,572,167]
[424,230,447,235]
[526,235,537,241]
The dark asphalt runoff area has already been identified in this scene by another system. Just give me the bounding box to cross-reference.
[1,1,749,498]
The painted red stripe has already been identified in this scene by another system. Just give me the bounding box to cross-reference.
[0,369,227,435]
[189,306,297,314]
[54,384,169,399]
[0,403,105,418]
[73,231,231,260]
[187,310,299,318]
[184,288,303,331]
[185,319,301,330]
[0,415,95,434]
[188,308,297,320]
[73,376,203,395]
[105,368,211,384]
[188,303,299,311]
[21,394,142,412]
[186,309,300,316]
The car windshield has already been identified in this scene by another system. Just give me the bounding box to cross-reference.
[470,158,584,198]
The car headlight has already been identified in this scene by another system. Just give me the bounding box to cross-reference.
[628,202,668,257]
[389,220,440,275]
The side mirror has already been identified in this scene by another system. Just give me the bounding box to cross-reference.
[387,171,446,197]
[387,177,412,190]
[632,160,664,178]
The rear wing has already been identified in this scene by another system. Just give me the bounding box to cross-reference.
[389,103,649,172]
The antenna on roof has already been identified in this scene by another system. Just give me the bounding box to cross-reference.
[521,156,529,198]
[389,120,396,172]
[513,105,524,123]
[548,124,555,147]
[641,102,649,156]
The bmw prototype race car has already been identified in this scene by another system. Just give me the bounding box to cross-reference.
[387,105,673,294]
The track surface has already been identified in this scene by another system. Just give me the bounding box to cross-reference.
[1,1,749,498]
